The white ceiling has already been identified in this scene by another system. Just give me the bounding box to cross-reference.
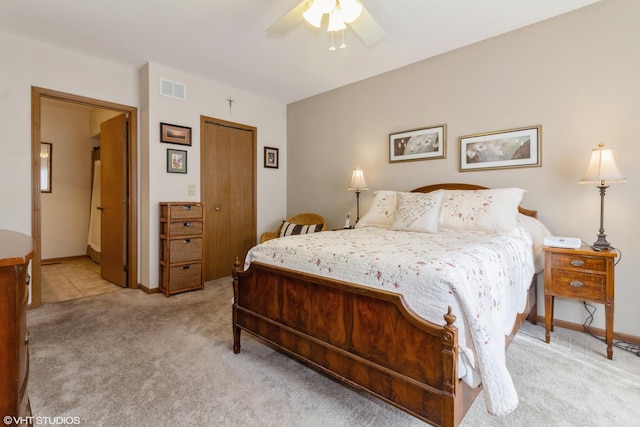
[0,0,600,104]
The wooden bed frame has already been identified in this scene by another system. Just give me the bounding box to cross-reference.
[232,184,538,426]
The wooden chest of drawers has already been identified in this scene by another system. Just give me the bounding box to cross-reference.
[159,202,205,296]
[543,245,617,359]
[0,230,34,425]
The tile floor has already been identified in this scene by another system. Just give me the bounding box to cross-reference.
[41,256,122,303]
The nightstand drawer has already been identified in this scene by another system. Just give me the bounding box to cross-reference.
[548,269,605,301]
[548,253,606,272]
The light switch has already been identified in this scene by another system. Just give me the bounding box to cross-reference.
[187,184,196,196]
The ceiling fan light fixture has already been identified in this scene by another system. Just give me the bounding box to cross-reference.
[302,2,324,28]
[338,0,362,23]
[327,8,346,32]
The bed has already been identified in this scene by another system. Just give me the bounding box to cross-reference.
[232,183,547,426]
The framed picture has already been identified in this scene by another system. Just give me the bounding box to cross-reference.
[389,125,446,163]
[167,149,187,174]
[264,146,279,169]
[459,125,541,172]
[40,142,52,193]
[160,122,192,146]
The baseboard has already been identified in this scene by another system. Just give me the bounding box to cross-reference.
[535,315,640,346]
[139,284,159,294]
[42,255,92,265]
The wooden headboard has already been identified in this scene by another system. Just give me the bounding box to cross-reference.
[411,183,538,218]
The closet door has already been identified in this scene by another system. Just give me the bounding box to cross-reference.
[100,114,127,287]
[201,117,256,280]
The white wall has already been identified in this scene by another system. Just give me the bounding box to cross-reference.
[40,101,95,259]
[139,63,287,289]
[0,30,288,292]
[0,30,139,237]
[287,0,640,336]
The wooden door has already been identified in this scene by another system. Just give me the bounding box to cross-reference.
[201,117,256,280]
[100,114,128,287]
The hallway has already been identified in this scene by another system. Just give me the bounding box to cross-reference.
[41,256,121,303]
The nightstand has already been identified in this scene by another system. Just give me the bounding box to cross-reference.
[543,245,617,359]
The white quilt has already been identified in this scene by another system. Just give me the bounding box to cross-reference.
[244,226,534,416]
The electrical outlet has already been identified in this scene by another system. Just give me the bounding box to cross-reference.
[187,184,196,196]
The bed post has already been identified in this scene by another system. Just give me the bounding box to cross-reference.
[232,257,241,354]
[441,306,458,427]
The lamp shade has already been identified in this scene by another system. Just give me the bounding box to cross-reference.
[327,8,346,32]
[348,167,368,191]
[579,143,626,185]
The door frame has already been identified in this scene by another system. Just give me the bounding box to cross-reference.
[31,86,138,308]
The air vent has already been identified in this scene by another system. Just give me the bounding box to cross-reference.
[159,78,187,101]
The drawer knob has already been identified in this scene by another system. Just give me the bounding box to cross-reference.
[569,280,584,288]
[182,265,191,270]
[184,239,191,243]
[570,259,585,267]
[183,222,191,227]
[182,205,192,211]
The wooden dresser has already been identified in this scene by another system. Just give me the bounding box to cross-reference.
[159,202,205,296]
[0,230,34,425]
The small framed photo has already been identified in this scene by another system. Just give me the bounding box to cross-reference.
[389,125,446,163]
[264,146,279,169]
[160,122,192,146]
[459,125,541,172]
[167,149,187,174]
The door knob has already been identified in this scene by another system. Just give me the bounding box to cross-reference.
[214,204,222,212]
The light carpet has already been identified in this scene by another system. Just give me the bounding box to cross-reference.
[27,278,640,426]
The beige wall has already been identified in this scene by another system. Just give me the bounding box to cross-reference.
[40,101,95,259]
[287,0,640,336]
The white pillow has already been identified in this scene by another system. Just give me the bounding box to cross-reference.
[439,188,526,234]
[517,213,553,273]
[389,190,444,233]
[355,190,398,228]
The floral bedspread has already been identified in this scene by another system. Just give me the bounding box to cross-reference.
[244,226,534,416]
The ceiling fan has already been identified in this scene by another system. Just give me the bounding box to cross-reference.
[267,0,385,49]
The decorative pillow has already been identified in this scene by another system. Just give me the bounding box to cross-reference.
[389,190,444,233]
[279,221,323,237]
[438,188,526,234]
[354,190,398,228]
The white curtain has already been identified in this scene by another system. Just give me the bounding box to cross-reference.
[87,160,101,253]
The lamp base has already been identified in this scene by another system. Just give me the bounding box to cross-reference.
[592,234,612,251]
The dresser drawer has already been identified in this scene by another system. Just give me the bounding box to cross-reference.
[161,203,203,220]
[162,238,203,263]
[547,269,606,301]
[161,220,203,237]
[548,253,606,272]
[160,263,202,292]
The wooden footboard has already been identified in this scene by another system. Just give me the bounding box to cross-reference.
[233,260,469,426]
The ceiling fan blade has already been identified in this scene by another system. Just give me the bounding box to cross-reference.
[348,6,385,46]
[267,0,310,36]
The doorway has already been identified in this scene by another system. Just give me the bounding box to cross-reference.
[200,116,256,280]
[31,87,138,308]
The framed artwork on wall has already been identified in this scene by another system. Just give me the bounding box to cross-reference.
[160,122,192,146]
[459,125,541,171]
[40,142,52,193]
[167,149,187,174]
[264,146,279,169]
[389,125,446,163]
